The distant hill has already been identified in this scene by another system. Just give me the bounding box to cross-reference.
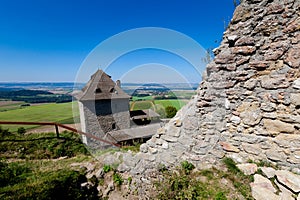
[0,89,72,103]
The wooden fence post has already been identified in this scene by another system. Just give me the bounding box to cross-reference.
[55,124,59,138]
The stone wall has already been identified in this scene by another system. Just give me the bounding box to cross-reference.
[124,0,300,175]
[80,99,130,149]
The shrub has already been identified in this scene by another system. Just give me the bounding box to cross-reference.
[165,106,177,118]
[0,128,11,138]
[113,172,123,186]
[17,127,26,135]
[181,161,195,174]
[103,164,112,173]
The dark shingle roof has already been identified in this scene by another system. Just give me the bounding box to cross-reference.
[77,70,130,101]
[130,109,160,119]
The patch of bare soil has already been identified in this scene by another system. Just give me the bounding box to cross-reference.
[27,123,81,134]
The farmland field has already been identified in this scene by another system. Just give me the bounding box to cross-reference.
[130,99,187,111]
[0,102,78,132]
[0,101,25,112]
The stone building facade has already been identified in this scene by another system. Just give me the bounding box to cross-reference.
[77,70,130,148]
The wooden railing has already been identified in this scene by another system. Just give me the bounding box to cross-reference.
[0,121,121,147]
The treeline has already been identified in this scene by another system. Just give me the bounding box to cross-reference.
[0,89,72,103]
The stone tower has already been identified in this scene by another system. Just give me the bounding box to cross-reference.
[77,70,130,148]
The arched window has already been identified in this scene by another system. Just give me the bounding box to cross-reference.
[95,88,102,93]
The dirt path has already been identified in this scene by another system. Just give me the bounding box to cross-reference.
[27,123,81,134]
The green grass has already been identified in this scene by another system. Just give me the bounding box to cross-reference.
[0,131,89,159]
[130,99,187,111]
[0,101,25,112]
[156,159,254,200]
[0,102,78,132]
[131,96,154,101]
[0,128,97,199]
[155,100,186,111]
[0,157,97,200]
[130,100,155,110]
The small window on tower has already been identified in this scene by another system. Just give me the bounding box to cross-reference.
[112,123,116,130]
[110,88,115,93]
[95,88,102,93]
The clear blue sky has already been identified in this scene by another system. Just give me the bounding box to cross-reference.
[0,0,236,83]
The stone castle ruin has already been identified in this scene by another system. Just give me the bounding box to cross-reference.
[124,0,300,174]
[77,0,299,174]
[76,70,161,148]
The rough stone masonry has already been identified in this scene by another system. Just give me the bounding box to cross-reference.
[115,0,300,176]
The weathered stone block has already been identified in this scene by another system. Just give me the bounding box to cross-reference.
[291,93,300,106]
[260,167,276,178]
[260,75,290,89]
[263,119,295,134]
[266,150,287,162]
[293,78,300,89]
[276,170,300,193]
[161,135,178,143]
[243,79,257,90]
[232,46,256,55]
[219,142,240,153]
[250,174,279,200]
[235,37,255,46]
[242,143,261,155]
[248,61,270,70]
[237,102,262,126]
[283,16,300,33]
[261,102,276,112]
[285,45,300,68]
[237,163,258,175]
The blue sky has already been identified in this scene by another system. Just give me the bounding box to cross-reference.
[0,0,236,83]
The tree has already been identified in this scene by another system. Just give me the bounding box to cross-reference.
[165,106,177,118]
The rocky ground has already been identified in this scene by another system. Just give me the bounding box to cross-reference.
[70,154,300,200]
[237,163,300,200]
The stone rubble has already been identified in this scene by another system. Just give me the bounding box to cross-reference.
[245,164,300,200]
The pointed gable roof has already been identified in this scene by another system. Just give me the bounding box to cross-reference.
[77,70,130,101]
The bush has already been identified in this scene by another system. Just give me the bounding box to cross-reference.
[181,161,195,174]
[0,128,11,138]
[165,106,177,118]
[113,172,123,186]
[0,161,31,187]
[103,164,112,173]
[17,127,26,135]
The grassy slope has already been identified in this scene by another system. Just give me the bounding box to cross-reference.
[0,101,25,112]
[0,102,77,132]
[0,131,94,200]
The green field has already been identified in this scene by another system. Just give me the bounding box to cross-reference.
[130,99,187,118]
[0,99,188,132]
[0,102,78,132]
[0,101,25,112]
[130,99,187,111]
